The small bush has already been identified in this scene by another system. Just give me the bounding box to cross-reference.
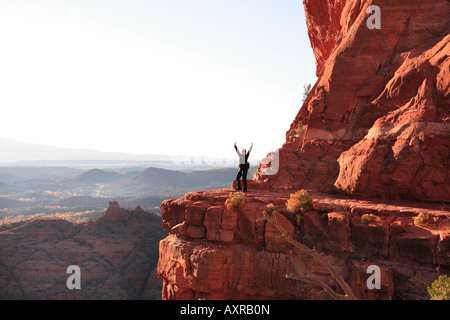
[361,213,379,224]
[225,192,245,210]
[427,275,450,300]
[266,203,277,215]
[414,212,429,226]
[297,123,304,140]
[286,189,313,226]
[302,83,312,103]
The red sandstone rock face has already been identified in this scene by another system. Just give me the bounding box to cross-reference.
[158,189,449,300]
[0,202,166,299]
[157,0,450,300]
[253,0,450,202]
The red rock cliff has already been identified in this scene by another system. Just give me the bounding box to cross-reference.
[0,201,166,299]
[253,0,450,202]
[157,0,450,300]
[158,189,449,299]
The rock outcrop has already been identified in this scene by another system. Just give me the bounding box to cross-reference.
[158,0,450,300]
[252,0,450,202]
[0,201,166,299]
[158,189,449,300]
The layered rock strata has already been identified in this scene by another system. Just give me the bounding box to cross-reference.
[157,0,450,300]
[252,0,450,202]
[158,189,449,299]
[0,201,165,299]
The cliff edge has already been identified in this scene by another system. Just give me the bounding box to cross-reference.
[157,0,450,300]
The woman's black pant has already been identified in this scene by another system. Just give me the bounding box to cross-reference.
[235,166,248,191]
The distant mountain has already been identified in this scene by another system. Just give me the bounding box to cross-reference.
[0,172,21,183]
[0,166,83,181]
[66,169,125,184]
[120,167,187,187]
[0,137,171,163]
[0,138,244,172]
[104,167,194,195]
[104,166,257,196]
[0,163,257,198]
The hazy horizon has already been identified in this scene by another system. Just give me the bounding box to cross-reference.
[0,136,260,168]
[0,1,317,162]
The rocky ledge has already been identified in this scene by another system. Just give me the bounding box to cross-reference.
[157,0,450,300]
[157,188,449,300]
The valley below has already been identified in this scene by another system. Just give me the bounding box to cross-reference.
[0,164,255,299]
[0,165,256,225]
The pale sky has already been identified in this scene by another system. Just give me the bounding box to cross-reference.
[0,0,316,162]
